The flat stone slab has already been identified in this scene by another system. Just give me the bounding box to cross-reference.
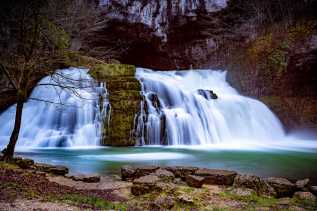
[131,175,161,195]
[121,165,159,181]
[164,166,198,178]
[152,169,175,181]
[194,168,237,185]
[294,191,317,201]
[186,175,204,188]
[265,177,296,198]
[70,174,100,183]
[34,163,69,176]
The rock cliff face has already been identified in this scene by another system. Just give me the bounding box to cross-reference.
[90,64,141,146]
[80,0,317,132]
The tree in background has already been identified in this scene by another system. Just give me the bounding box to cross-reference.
[0,0,92,161]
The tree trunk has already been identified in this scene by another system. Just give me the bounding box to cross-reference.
[2,99,24,161]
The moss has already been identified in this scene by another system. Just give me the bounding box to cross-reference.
[0,161,19,170]
[90,63,136,79]
[51,194,127,210]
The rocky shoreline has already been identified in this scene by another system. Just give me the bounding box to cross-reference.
[1,156,317,210]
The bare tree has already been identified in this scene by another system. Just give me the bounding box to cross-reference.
[0,0,99,161]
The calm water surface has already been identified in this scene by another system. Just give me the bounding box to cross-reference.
[16,146,317,184]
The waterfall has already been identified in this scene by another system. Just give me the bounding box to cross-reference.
[0,68,108,148]
[135,68,286,146]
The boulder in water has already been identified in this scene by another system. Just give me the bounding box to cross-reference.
[194,168,237,185]
[197,89,218,100]
[265,177,296,198]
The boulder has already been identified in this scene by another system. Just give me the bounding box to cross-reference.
[131,175,161,195]
[35,163,68,176]
[197,89,218,100]
[121,165,136,181]
[194,168,237,185]
[71,174,100,183]
[295,178,310,190]
[233,174,276,196]
[310,186,317,196]
[294,191,317,201]
[135,165,159,178]
[265,177,296,198]
[16,158,34,169]
[185,175,204,188]
[152,168,175,181]
[165,166,198,179]
[121,165,159,181]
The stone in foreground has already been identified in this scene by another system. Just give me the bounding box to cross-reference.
[71,174,100,183]
[295,178,310,190]
[165,166,198,179]
[186,175,204,188]
[131,175,161,195]
[310,186,317,196]
[35,163,69,176]
[294,191,317,201]
[121,165,136,181]
[194,168,237,185]
[233,174,276,196]
[152,169,175,181]
[16,158,34,169]
[265,177,296,198]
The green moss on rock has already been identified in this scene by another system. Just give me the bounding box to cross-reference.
[91,63,141,146]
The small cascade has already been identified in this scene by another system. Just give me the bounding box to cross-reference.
[135,68,285,145]
[0,68,108,148]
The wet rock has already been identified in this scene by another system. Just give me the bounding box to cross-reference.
[294,191,317,201]
[197,89,218,100]
[148,92,161,111]
[277,197,292,209]
[131,175,161,195]
[295,178,310,190]
[194,168,237,185]
[121,165,159,181]
[233,174,276,196]
[35,163,68,176]
[152,168,175,181]
[71,174,100,183]
[309,186,317,196]
[185,175,204,188]
[165,166,198,179]
[121,165,136,181]
[265,177,296,198]
[16,158,34,169]
[135,166,160,178]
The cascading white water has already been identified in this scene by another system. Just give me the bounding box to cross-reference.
[135,68,286,146]
[0,67,108,148]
